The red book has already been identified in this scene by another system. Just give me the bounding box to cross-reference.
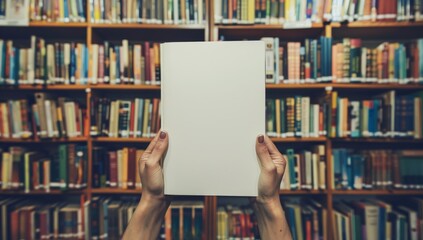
[151,98,159,134]
[39,211,48,239]
[129,100,135,137]
[33,161,39,190]
[11,209,20,240]
[127,148,136,189]
[108,151,118,187]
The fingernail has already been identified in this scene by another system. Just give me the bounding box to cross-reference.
[258,135,264,143]
[160,131,167,139]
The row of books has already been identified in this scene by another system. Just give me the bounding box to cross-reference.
[0,198,204,240]
[217,200,327,240]
[91,0,206,24]
[92,147,143,189]
[0,145,87,192]
[333,198,423,240]
[263,37,423,84]
[332,149,423,190]
[217,206,259,239]
[90,97,161,138]
[0,199,84,240]
[327,91,423,138]
[0,38,162,86]
[215,0,423,24]
[2,37,423,86]
[266,91,423,139]
[266,96,328,138]
[88,198,204,239]
[0,93,87,139]
[280,146,326,190]
[29,0,86,22]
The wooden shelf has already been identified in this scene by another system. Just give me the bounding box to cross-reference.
[29,22,88,27]
[92,84,161,90]
[0,189,84,195]
[332,190,423,195]
[216,23,324,29]
[0,137,88,143]
[271,137,327,143]
[279,190,326,195]
[0,84,161,91]
[3,83,422,91]
[267,83,423,90]
[90,23,205,29]
[91,188,142,194]
[332,138,423,143]
[332,21,423,28]
[92,137,153,143]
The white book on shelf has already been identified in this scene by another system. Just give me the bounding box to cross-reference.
[0,0,29,26]
[161,41,265,196]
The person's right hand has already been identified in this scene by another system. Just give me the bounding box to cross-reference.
[255,134,287,204]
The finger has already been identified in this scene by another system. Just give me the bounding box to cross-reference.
[263,135,282,157]
[262,135,286,175]
[148,130,169,165]
[144,132,161,154]
[255,134,276,173]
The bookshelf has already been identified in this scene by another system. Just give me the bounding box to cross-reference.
[1,0,423,239]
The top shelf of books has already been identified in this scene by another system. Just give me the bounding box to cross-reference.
[0,0,422,29]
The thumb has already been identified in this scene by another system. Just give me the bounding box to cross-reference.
[256,135,276,173]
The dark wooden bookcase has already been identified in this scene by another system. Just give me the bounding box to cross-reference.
[1,0,423,238]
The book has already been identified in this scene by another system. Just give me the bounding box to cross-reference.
[161,41,264,196]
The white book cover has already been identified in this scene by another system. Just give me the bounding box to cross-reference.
[161,41,265,196]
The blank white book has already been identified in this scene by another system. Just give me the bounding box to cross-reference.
[161,41,265,196]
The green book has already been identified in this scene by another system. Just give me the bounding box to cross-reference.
[59,144,68,190]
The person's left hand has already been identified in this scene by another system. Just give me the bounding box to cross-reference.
[139,130,169,200]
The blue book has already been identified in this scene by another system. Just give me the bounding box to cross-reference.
[115,46,120,84]
[285,206,298,240]
[351,155,364,189]
[83,45,88,84]
[418,39,423,81]
[341,149,348,189]
[64,0,69,20]
[319,37,325,79]
[9,47,15,84]
[286,149,297,190]
[368,100,375,136]
[70,44,76,84]
[77,0,84,20]
[333,149,341,189]
[0,41,4,85]
[327,37,332,81]
[347,155,354,190]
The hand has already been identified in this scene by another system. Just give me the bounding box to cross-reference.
[255,134,287,204]
[139,130,169,201]
[123,130,170,239]
[252,135,292,239]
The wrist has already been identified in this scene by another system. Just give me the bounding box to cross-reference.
[253,195,284,219]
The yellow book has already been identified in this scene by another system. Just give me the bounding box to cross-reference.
[59,0,64,21]
[142,99,151,137]
[122,148,129,189]
[248,0,255,23]
[275,99,281,137]
[2,152,10,189]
